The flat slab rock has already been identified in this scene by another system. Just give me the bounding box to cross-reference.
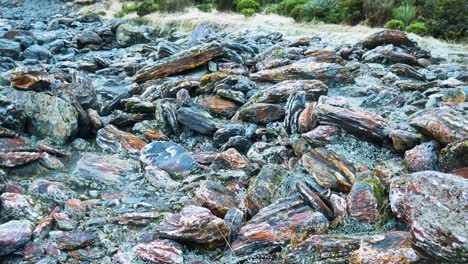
[194,180,237,218]
[134,239,183,264]
[256,79,328,103]
[390,171,468,262]
[140,141,199,177]
[359,29,416,49]
[55,231,98,250]
[96,124,145,155]
[0,220,33,256]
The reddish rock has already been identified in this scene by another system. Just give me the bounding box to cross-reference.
[53,212,77,230]
[29,179,74,204]
[305,49,343,63]
[296,181,334,220]
[301,148,356,192]
[0,220,33,256]
[114,211,162,225]
[194,180,237,218]
[410,107,468,145]
[211,148,251,170]
[23,241,45,261]
[156,205,230,248]
[0,151,43,167]
[389,129,421,152]
[55,231,98,250]
[0,192,38,221]
[134,239,183,264]
[360,30,416,49]
[239,103,285,124]
[65,199,87,219]
[302,125,339,147]
[390,171,468,262]
[373,160,405,190]
[403,141,440,172]
[330,194,347,227]
[0,138,28,150]
[96,124,145,155]
[347,173,385,223]
[32,206,59,240]
[257,80,328,103]
[297,102,317,133]
[11,69,51,91]
[202,96,238,117]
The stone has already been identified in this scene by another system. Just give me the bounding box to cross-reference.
[302,125,339,147]
[156,205,230,248]
[10,69,51,91]
[76,30,102,49]
[0,220,33,256]
[115,24,151,47]
[0,151,43,167]
[330,194,348,225]
[135,42,224,83]
[177,107,219,135]
[71,153,140,189]
[213,125,245,147]
[194,180,237,218]
[373,160,405,189]
[390,171,468,262]
[29,179,75,204]
[389,129,421,152]
[4,89,78,144]
[154,99,180,136]
[140,141,198,177]
[202,96,238,118]
[250,58,351,85]
[134,239,183,264]
[284,91,306,134]
[239,103,285,124]
[297,102,317,133]
[231,195,329,259]
[347,172,385,223]
[245,164,285,216]
[0,39,21,59]
[403,141,440,172]
[55,231,98,250]
[96,124,145,155]
[22,45,51,61]
[360,30,416,49]
[224,208,244,237]
[257,80,328,104]
[410,107,468,145]
[53,213,77,231]
[144,167,180,191]
[0,96,26,130]
[439,139,468,174]
[391,63,426,81]
[350,231,421,264]
[67,71,97,109]
[362,45,419,66]
[0,192,38,221]
[211,148,251,170]
[33,207,57,240]
[301,148,356,192]
[296,181,334,220]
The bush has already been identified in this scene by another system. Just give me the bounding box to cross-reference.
[290,4,304,20]
[300,0,341,23]
[385,19,405,30]
[241,8,256,16]
[339,0,364,25]
[263,3,280,13]
[278,0,307,16]
[422,0,467,40]
[157,0,193,12]
[215,0,235,11]
[393,1,417,26]
[406,22,427,35]
[363,0,395,26]
[196,3,213,12]
[136,1,160,16]
[236,0,261,12]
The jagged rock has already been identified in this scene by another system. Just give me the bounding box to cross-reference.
[135,42,224,83]
[71,153,140,189]
[297,102,317,133]
[144,167,180,191]
[65,199,87,219]
[245,164,285,216]
[22,45,51,61]
[390,171,468,262]
[231,195,329,259]
[96,124,145,155]
[301,148,356,192]
[410,107,468,144]
[362,44,418,65]
[389,129,421,152]
[154,99,180,136]
[202,96,238,118]
[305,49,343,63]
[156,205,230,248]
[256,80,328,104]
[403,141,440,172]
[302,125,339,147]
[239,103,285,124]
[134,239,184,264]
[0,193,38,221]
[116,24,151,47]
[76,30,102,49]
[53,213,77,231]
[0,96,26,130]
[350,231,421,264]
[439,139,468,174]
[177,107,219,135]
[330,194,348,225]
[4,89,78,144]
[55,231,98,250]
[0,220,33,256]
[29,179,74,204]
[347,172,385,223]
[314,98,390,143]
[213,124,246,147]
[0,151,43,167]
[224,208,244,237]
[296,181,334,220]
[250,58,351,85]
[213,75,256,94]
[284,91,306,134]
[360,30,416,49]
[373,160,405,189]
[194,180,237,218]
[122,97,155,113]
[0,39,21,59]
[10,70,51,91]
[140,141,199,177]
[32,206,58,240]
[67,71,97,109]
[211,148,251,170]
[247,142,289,166]
[391,63,425,80]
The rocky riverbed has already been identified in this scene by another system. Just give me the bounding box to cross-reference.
[1,0,467,263]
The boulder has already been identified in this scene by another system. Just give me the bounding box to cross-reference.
[403,141,440,172]
[0,220,33,256]
[96,124,145,155]
[347,172,385,223]
[76,30,102,49]
[389,129,421,152]
[115,24,151,47]
[194,180,238,218]
[439,139,468,174]
[134,239,184,264]
[22,45,51,61]
[360,30,416,49]
[302,125,339,147]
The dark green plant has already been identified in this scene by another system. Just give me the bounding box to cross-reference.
[393,1,417,26]
[196,3,213,12]
[339,0,364,25]
[214,0,235,11]
[157,0,193,12]
[236,0,261,12]
[406,22,427,35]
[385,19,405,30]
[136,0,160,16]
[363,0,395,26]
[278,0,307,16]
[421,0,467,40]
[300,0,341,23]
[241,7,257,16]
[290,4,304,20]
[263,3,280,13]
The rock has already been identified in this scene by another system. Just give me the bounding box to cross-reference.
[350,231,421,264]
[297,102,317,133]
[4,89,78,144]
[247,142,289,166]
[347,172,385,223]
[439,139,468,173]
[305,49,343,63]
[0,192,38,221]
[177,107,219,135]
[140,141,199,177]
[22,45,51,61]
[362,45,418,65]
[257,80,328,104]
[144,167,180,191]
[156,205,230,248]
[0,151,43,167]
[55,231,98,250]
[201,96,238,118]
[0,39,21,59]
[284,91,306,134]
[442,87,466,103]
[403,141,440,172]
[360,30,416,49]
[115,24,151,47]
[302,125,339,147]
[301,148,356,192]
[194,180,237,218]
[410,107,468,145]
[213,124,246,147]
[135,42,224,83]
[154,99,180,136]
[373,160,405,189]
[53,213,77,231]
[224,208,244,237]
[211,148,251,170]
[96,124,145,155]
[134,239,183,264]
[0,220,33,256]
[330,193,348,225]
[314,98,390,143]
[32,206,58,240]
[390,171,468,262]
[71,153,140,189]
[76,30,102,49]
[245,164,285,216]
[67,71,97,109]
[231,195,329,259]
[29,179,74,204]
[389,129,421,152]
[10,69,51,91]
[0,96,26,130]
[296,181,334,220]
[239,103,285,124]
[250,58,351,85]
[391,63,425,81]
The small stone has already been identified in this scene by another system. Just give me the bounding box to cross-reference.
[76,30,102,49]
[144,166,180,191]
[22,45,51,61]
[53,213,77,231]
[224,208,244,237]
[239,103,285,124]
[10,69,51,91]
[0,192,38,221]
[134,239,183,264]
[194,180,237,218]
[297,102,317,133]
[403,140,440,172]
[0,151,43,167]
[29,179,74,204]
[177,107,219,135]
[201,96,238,118]
[257,80,328,104]
[55,231,98,250]
[211,148,251,170]
[0,96,26,130]
[296,181,334,220]
[0,220,33,256]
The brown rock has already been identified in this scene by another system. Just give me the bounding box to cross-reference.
[304,49,343,64]
[194,180,237,218]
[239,103,285,124]
[403,141,440,172]
[0,192,38,221]
[360,30,416,49]
[297,102,317,133]
[257,80,328,104]
[389,129,421,152]
[96,124,145,155]
[296,181,334,220]
[32,206,59,240]
[302,125,339,147]
[201,96,238,117]
[211,148,251,170]
[347,172,385,223]
[55,231,98,250]
[439,139,468,173]
[11,69,51,91]
[135,239,183,264]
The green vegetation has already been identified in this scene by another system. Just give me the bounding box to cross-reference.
[116,0,467,41]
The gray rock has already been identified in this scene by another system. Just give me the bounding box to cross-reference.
[22,45,51,61]
[115,24,151,47]
[0,220,33,256]
[177,107,219,135]
[0,39,21,59]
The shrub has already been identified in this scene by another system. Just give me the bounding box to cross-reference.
[98,10,106,16]
[215,0,235,11]
[363,0,395,26]
[421,0,467,40]
[157,0,193,12]
[300,0,341,23]
[339,0,364,25]
[290,4,304,20]
[196,3,213,12]
[136,1,160,16]
[236,0,261,12]
[278,0,307,16]
[385,19,405,30]
[393,1,417,26]
[406,22,427,35]
[121,3,139,15]
[263,3,280,13]
[241,8,256,16]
